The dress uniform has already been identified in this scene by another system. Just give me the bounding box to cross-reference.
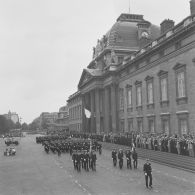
[132,149,138,169]
[143,159,152,188]
[112,149,117,166]
[125,149,132,169]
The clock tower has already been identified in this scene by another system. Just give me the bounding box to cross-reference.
[137,21,151,48]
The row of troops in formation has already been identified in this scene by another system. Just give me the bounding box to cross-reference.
[36,136,101,172]
[112,148,152,188]
[36,136,102,156]
[72,150,97,172]
[112,147,138,169]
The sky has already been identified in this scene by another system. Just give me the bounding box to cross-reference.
[0,0,190,124]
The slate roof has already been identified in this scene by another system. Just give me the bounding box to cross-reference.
[105,14,161,50]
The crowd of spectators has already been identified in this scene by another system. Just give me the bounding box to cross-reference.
[102,132,195,158]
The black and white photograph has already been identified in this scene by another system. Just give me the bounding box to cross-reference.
[0,0,195,194]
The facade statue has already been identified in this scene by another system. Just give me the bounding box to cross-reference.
[110,49,118,64]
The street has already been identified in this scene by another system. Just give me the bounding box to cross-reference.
[0,134,195,195]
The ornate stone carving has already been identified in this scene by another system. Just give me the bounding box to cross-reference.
[92,35,108,59]
[110,49,118,64]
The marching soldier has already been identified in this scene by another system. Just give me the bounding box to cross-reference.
[112,148,117,167]
[83,150,88,171]
[125,148,132,169]
[118,149,124,169]
[75,151,81,172]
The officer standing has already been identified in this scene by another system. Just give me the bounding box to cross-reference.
[132,148,138,169]
[143,159,153,188]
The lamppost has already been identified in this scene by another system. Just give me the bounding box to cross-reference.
[19,117,22,134]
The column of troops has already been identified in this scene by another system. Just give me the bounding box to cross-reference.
[36,136,102,172]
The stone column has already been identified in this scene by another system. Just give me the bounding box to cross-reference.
[90,90,95,133]
[111,84,117,133]
[81,94,86,133]
[104,86,110,133]
[95,88,100,134]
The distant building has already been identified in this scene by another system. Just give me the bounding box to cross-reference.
[67,91,82,132]
[39,112,58,130]
[67,1,195,136]
[54,105,69,131]
[4,110,19,124]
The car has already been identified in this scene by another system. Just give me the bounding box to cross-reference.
[5,138,19,146]
[4,147,16,156]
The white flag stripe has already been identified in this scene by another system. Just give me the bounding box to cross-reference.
[84,108,91,118]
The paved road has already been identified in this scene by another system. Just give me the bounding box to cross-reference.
[0,134,195,195]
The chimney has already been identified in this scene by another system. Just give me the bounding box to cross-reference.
[190,0,195,15]
[160,19,175,34]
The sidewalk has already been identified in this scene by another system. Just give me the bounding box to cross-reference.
[101,141,195,173]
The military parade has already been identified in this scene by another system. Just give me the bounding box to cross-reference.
[36,133,142,175]
[1,0,195,194]
[36,135,100,172]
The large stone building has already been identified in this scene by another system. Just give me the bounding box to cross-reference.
[39,112,58,130]
[67,91,82,132]
[67,0,195,136]
[54,105,69,131]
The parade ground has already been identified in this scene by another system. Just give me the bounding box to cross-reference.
[0,134,195,195]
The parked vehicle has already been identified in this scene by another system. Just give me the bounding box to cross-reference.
[4,147,16,156]
[5,138,19,146]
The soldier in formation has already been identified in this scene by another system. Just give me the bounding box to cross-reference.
[36,135,100,172]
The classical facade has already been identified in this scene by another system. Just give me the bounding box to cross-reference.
[67,1,195,136]
[67,91,82,132]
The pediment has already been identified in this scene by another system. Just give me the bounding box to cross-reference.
[144,75,153,81]
[78,69,93,88]
[157,70,168,76]
[173,63,186,70]
[134,80,142,85]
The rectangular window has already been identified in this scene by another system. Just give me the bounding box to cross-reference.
[126,87,132,107]
[173,63,187,104]
[136,86,142,106]
[180,119,188,135]
[147,82,153,104]
[160,77,168,101]
[177,71,185,98]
